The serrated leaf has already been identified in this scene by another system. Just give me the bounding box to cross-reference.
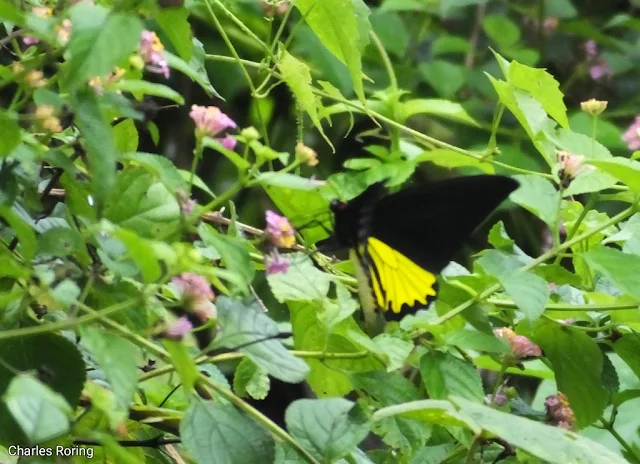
[267,253,331,302]
[583,246,640,300]
[70,89,118,215]
[163,340,199,394]
[181,397,275,464]
[112,80,185,105]
[120,152,187,192]
[156,7,192,61]
[589,157,640,192]
[285,398,370,462]
[65,4,142,88]
[533,321,608,428]
[277,50,332,149]
[81,327,141,420]
[233,358,270,400]
[451,396,627,464]
[420,351,484,402]
[214,297,309,383]
[500,271,549,321]
[510,174,559,226]
[4,374,72,443]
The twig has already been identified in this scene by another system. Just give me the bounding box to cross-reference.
[465,3,486,69]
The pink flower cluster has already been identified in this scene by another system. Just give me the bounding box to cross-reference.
[622,116,640,151]
[171,272,215,314]
[265,251,290,275]
[164,316,193,340]
[265,210,296,249]
[544,392,575,429]
[140,30,170,79]
[189,105,238,149]
[584,40,612,81]
[494,327,542,360]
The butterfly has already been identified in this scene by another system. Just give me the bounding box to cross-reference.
[315,175,520,333]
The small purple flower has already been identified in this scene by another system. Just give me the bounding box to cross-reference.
[622,116,640,151]
[176,190,197,216]
[589,63,612,81]
[494,327,542,359]
[545,392,575,429]
[584,40,598,58]
[23,36,40,46]
[485,391,508,406]
[220,134,237,151]
[265,252,290,275]
[164,316,193,340]
[265,210,296,248]
[189,105,237,139]
[171,272,215,312]
[140,30,170,79]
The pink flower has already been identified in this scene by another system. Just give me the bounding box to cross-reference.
[584,40,598,58]
[545,392,575,429]
[189,105,237,139]
[494,327,542,359]
[557,151,593,187]
[164,316,193,340]
[220,134,237,151]
[23,36,40,46]
[589,62,612,81]
[265,252,290,275]
[485,391,508,406]
[265,210,296,248]
[140,30,170,79]
[171,273,215,314]
[56,19,72,45]
[622,116,640,151]
[176,190,197,216]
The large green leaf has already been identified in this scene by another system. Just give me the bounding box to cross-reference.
[450,397,627,464]
[0,334,86,445]
[181,397,275,464]
[399,99,478,126]
[214,297,309,383]
[65,4,142,88]
[420,351,484,403]
[500,271,549,321]
[156,7,192,61]
[285,399,370,462]
[0,205,36,261]
[533,321,608,428]
[294,0,370,102]
[81,327,142,422]
[589,157,640,192]
[267,253,331,302]
[613,334,640,380]
[4,374,72,444]
[510,174,559,226]
[70,89,118,216]
[0,112,20,157]
[584,245,640,300]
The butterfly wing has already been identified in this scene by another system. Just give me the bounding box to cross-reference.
[365,175,519,314]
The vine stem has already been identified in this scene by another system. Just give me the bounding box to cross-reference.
[421,200,638,329]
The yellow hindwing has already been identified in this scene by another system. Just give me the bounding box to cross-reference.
[366,237,437,313]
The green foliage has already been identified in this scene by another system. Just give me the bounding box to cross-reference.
[3,0,640,462]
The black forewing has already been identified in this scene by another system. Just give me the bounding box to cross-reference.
[369,175,519,273]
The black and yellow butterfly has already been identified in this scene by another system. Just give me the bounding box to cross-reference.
[316,175,519,333]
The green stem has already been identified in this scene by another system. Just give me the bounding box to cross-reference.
[553,194,597,264]
[425,201,638,328]
[489,299,639,312]
[464,434,483,464]
[209,0,274,57]
[188,138,204,196]
[601,416,639,460]
[553,187,564,248]
[490,362,507,404]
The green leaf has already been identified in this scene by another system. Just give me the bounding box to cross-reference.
[4,374,72,443]
[65,4,143,88]
[370,11,408,58]
[508,61,568,128]
[181,397,275,464]
[277,50,332,149]
[533,321,608,428]
[112,79,185,105]
[414,148,494,174]
[294,0,370,102]
[70,89,118,215]
[215,297,310,383]
[198,223,254,294]
[443,329,510,354]
[163,340,200,394]
[613,334,640,380]
[105,169,180,238]
[510,175,559,226]
[202,137,250,170]
[255,172,324,190]
[348,332,413,372]
[267,253,331,302]
[483,15,520,47]
[500,271,549,321]
[420,351,484,402]
[419,60,466,98]
[233,358,270,400]
[112,228,162,283]
[165,39,222,99]
[81,327,141,419]
[0,205,36,260]
[285,398,370,462]
[583,246,640,300]
[399,99,478,126]
[0,112,20,157]
[0,334,86,445]
[120,152,187,192]
[589,157,640,192]
[0,0,25,25]
[450,396,628,464]
[156,7,192,61]
[112,119,139,153]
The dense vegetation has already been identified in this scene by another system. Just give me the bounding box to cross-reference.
[1,0,640,462]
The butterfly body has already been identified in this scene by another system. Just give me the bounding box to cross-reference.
[318,175,519,332]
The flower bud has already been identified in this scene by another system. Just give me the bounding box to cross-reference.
[580,99,607,116]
